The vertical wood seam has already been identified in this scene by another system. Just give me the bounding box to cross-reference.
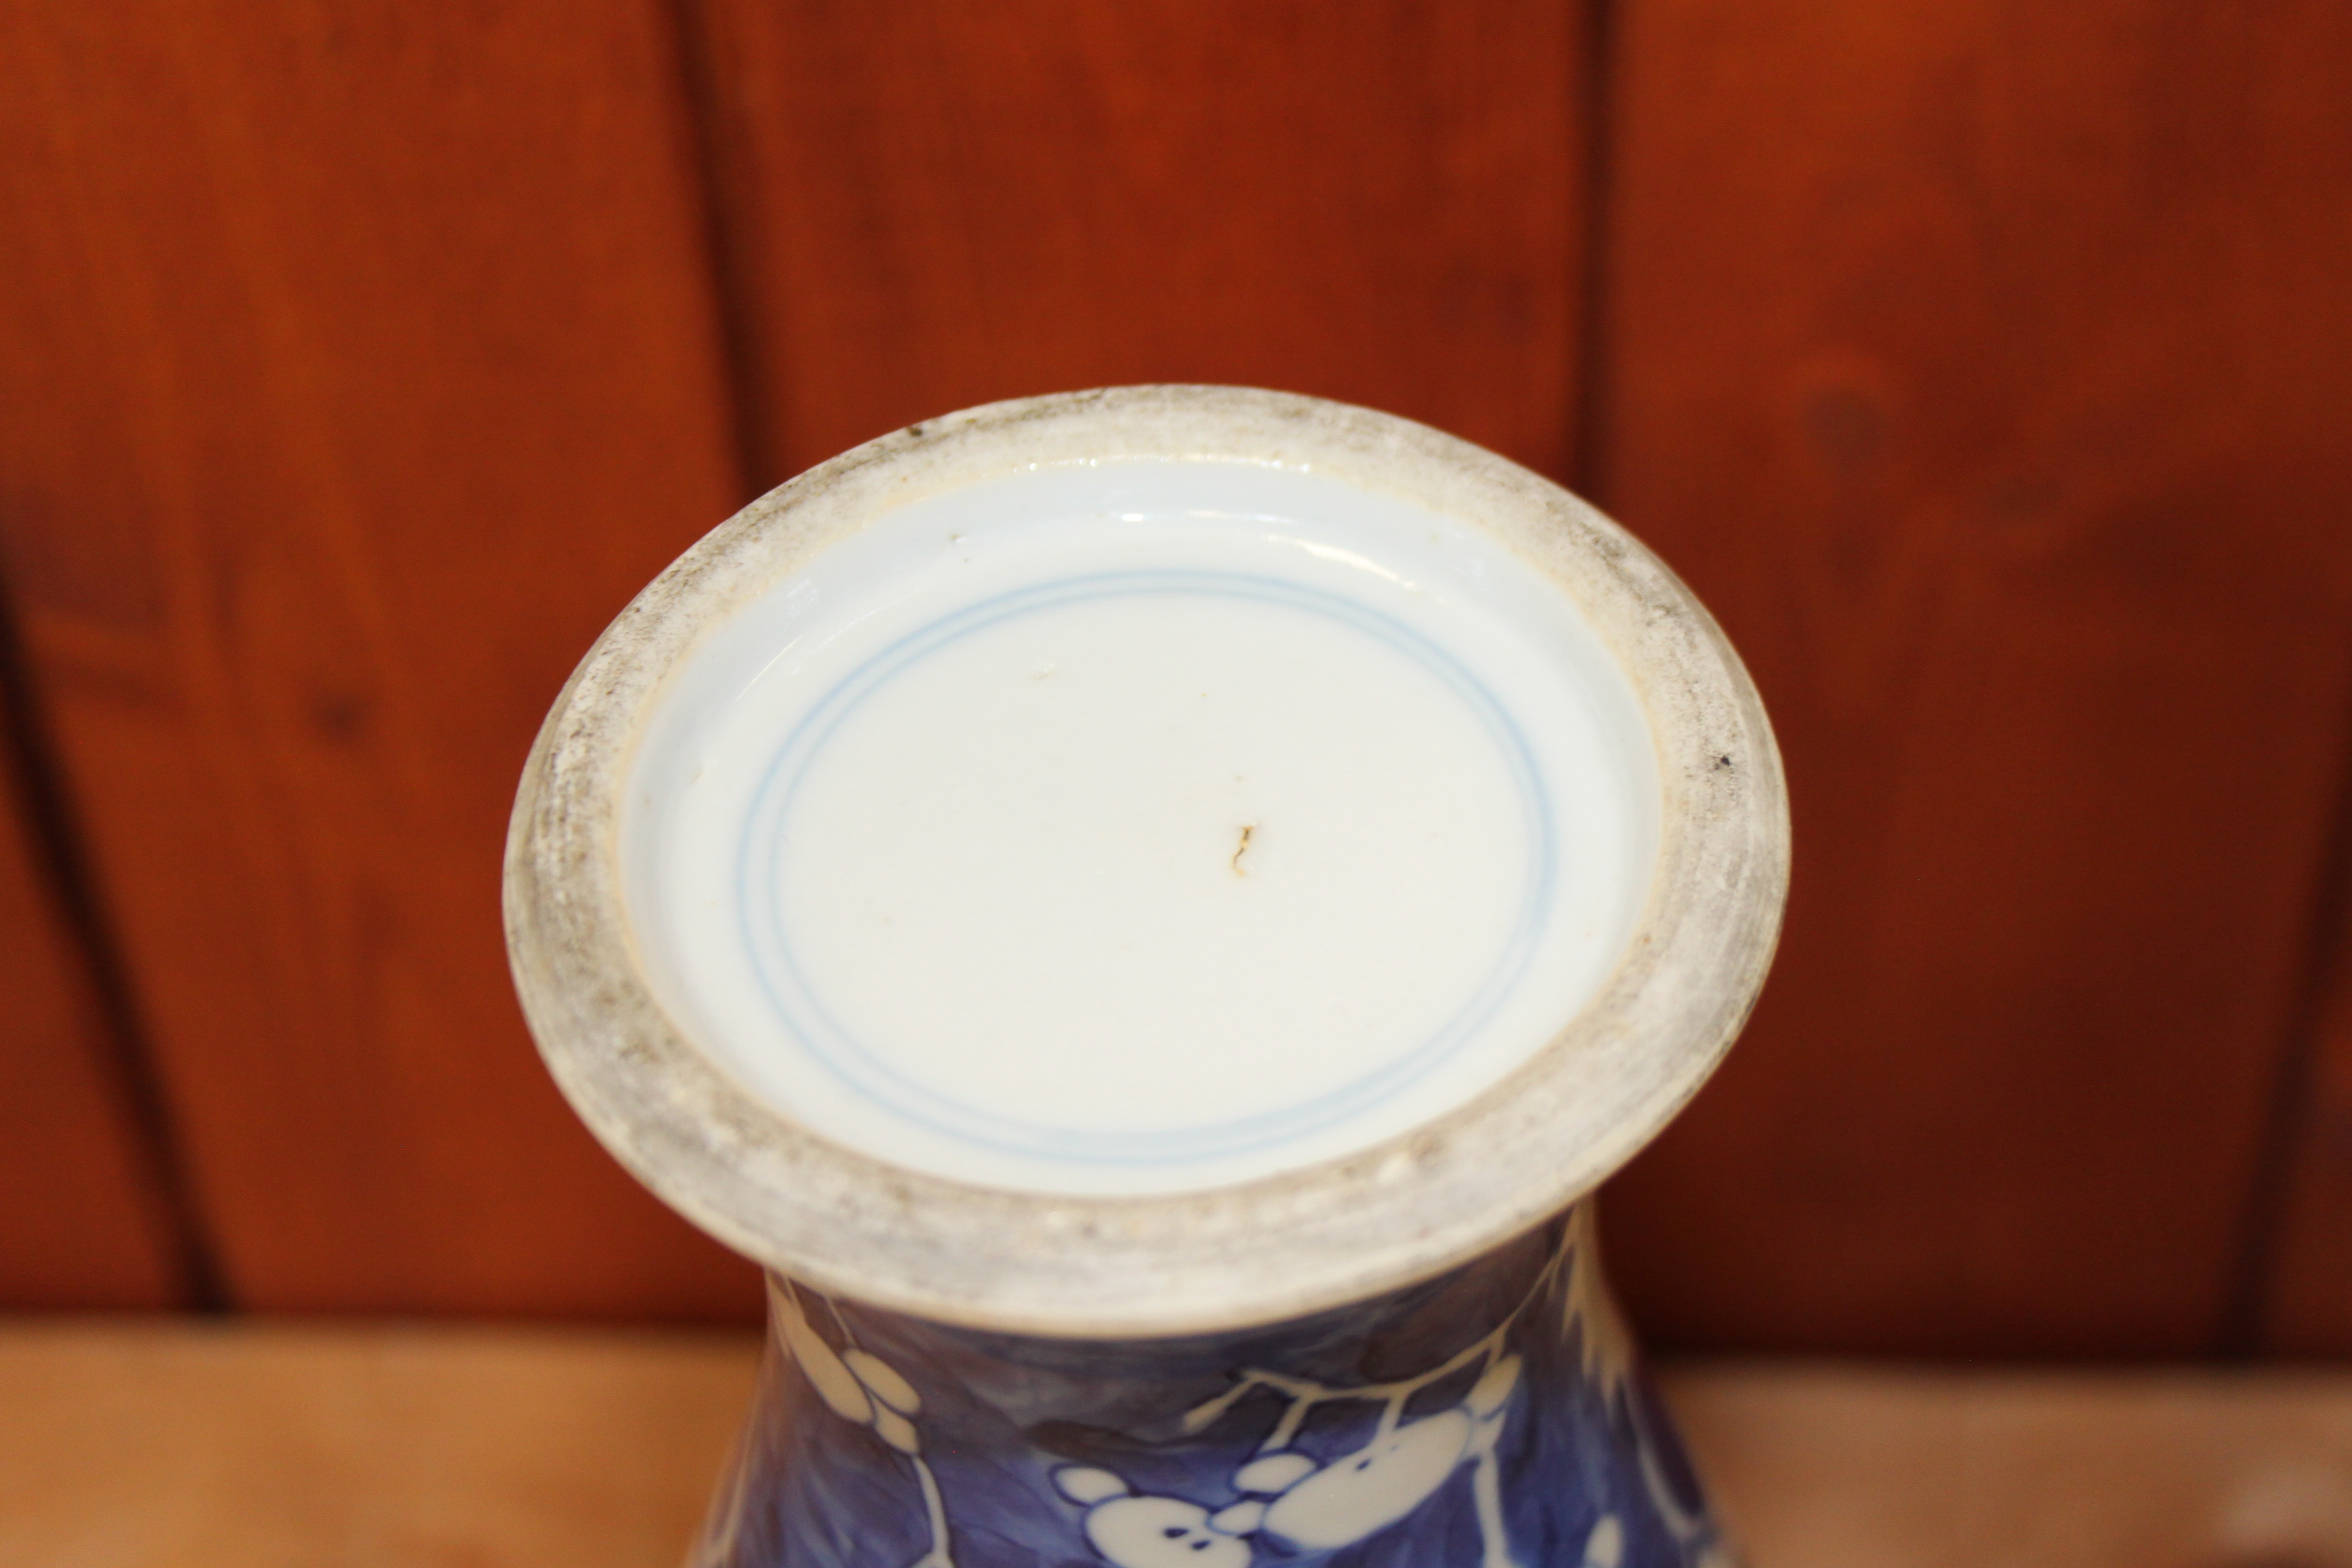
[2219,685,2352,1357]
[0,567,226,1311]
[662,0,786,499]
[1567,0,1621,505]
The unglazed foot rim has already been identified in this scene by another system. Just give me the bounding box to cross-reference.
[502,385,1788,1338]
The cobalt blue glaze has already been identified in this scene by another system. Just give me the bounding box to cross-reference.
[692,1203,1732,1568]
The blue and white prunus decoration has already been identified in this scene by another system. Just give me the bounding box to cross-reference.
[693,1202,1733,1568]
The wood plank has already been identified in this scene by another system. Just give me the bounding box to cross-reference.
[0,1324,755,1566]
[1596,1,2352,1354]
[0,669,186,1307]
[0,2,762,1318]
[5,1326,2351,1568]
[687,0,1587,484]
[1671,1364,2352,1567]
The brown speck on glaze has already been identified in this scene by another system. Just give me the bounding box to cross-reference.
[1230,824,1256,876]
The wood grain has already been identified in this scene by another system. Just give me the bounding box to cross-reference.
[0,669,186,1307]
[687,0,1587,484]
[8,0,2351,1355]
[1672,1364,2352,1568]
[1595,0,2352,1355]
[0,1324,755,1566]
[0,2,762,1317]
[5,1326,2351,1568]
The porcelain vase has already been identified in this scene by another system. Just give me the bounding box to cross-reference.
[696,1203,1727,1568]
[503,387,1787,1568]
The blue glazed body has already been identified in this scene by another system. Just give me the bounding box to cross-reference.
[693,1202,1731,1568]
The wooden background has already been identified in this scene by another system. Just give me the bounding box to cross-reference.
[2,0,2347,1358]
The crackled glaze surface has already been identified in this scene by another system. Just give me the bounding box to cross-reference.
[696,1204,1730,1568]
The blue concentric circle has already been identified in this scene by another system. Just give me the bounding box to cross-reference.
[735,570,1556,1168]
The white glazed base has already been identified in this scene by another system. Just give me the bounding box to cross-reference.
[621,459,1659,1196]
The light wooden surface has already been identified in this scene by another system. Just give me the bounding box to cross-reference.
[0,1324,752,1568]
[1679,1365,2352,1568]
[3,1325,2348,1567]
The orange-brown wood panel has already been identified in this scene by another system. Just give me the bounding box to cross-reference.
[0,2,761,1318]
[0,669,187,1307]
[1598,2,2352,1354]
[687,0,1588,484]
